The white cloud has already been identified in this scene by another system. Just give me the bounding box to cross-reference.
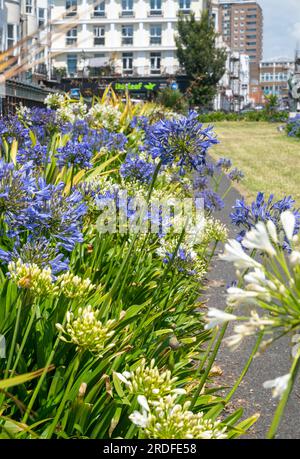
[258,0,300,59]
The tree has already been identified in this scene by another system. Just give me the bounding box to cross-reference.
[175,9,227,108]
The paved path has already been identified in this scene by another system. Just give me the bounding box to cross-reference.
[205,178,300,439]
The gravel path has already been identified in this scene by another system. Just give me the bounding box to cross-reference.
[205,178,300,439]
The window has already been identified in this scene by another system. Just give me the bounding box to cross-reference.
[150,25,162,45]
[25,0,32,14]
[247,14,257,18]
[150,0,162,15]
[7,24,14,49]
[247,35,256,39]
[66,0,77,16]
[150,52,161,74]
[94,1,105,17]
[121,0,134,16]
[67,54,77,76]
[122,52,133,74]
[122,25,133,45]
[179,0,190,12]
[94,26,105,45]
[38,8,45,27]
[246,41,256,46]
[66,27,77,45]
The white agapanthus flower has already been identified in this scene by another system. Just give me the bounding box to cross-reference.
[290,250,300,267]
[263,374,291,399]
[205,308,237,330]
[226,286,271,306]
[291,334,300,358]
[280,211,296,241]
[242,222,276,257]
[220,239,262,269]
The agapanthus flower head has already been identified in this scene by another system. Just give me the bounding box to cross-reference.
[129,394,227,439]
[56,140,93,169]
[81,128,127,152]
[0,115,30,146]
[228,167,244,182]
[87,103,121,130]
[146,111,218,174]
[11,180,87,252]
[55,272,96,298]
[8,259,57,296]
[156,239,206,279]
[116,358,185,399]
[45,92,65,109]
[56,101,87,123]
[120,153,155,184]
[0,160,36,222]
[230,192,300,247]
[220,213,300,350]
[17,143,50,167]
[56,305,115,355]
[0,238,69,275]
[216,157,232,170]
[197,189,224,213]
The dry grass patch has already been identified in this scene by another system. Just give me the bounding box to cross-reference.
[211,122,300,205]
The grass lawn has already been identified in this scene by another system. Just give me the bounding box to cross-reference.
[211,122,300,206]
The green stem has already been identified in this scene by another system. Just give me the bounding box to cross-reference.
[190,322,228,409]
[4,301,22,380]
[225,332,263,403]
[267,349,300,439]
[46,353,81,438]
[11,305,37,376]
[22,318,66,424]
[147,160,162,202]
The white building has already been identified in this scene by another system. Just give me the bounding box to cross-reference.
[50,0,207,78]
[0,0,49,78]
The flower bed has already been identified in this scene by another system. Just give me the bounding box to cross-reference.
[0,92,299,439]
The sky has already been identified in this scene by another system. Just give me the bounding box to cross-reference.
[258,0,300,60]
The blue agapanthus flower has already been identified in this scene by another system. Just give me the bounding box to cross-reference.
[216,157,232,170]
[82,129,127,152]
[18,180,87,251]
[0,238,69,274]
[230,192,300,243]
[56,140,93,169]
[0,115,30,146]
[120,153,155,184]
[17,143,49,167]
[228,168,244,182]
[0,160,36,221]
[145,111,218,174]
[197,189,224,213]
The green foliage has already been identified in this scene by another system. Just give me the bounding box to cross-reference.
[198,110,289,123]
[175,10,227,108]
[156,88,189,114]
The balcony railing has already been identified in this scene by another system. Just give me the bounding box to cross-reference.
[112,65,184,77]
[148,10,163,16]
[119,10,135,17]
[91,12,107,18]
[122,37,133,45]
[178,8,191,14]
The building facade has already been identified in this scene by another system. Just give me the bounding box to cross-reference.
[218,0,263,88]
[211,0,250,111]
[0,0,49,79]
[260,59,294,104]
[49,0,207,78]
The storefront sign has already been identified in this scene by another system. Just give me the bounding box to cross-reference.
[114,82,158,91]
